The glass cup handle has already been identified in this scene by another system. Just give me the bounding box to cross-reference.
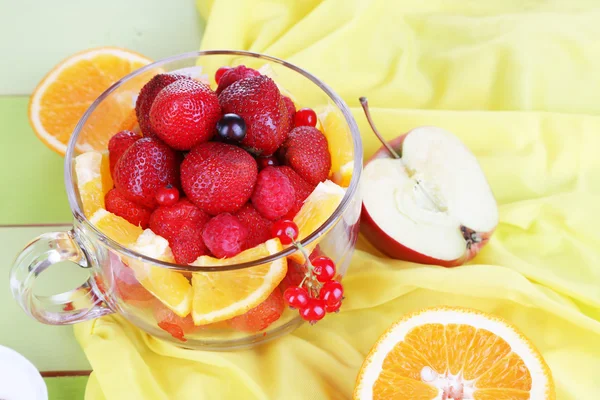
[10,230,113,325]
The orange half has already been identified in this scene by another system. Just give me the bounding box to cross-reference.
[354,307,555,400]
[29,47,153,155]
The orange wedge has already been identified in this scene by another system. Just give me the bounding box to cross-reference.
[89,209,192,316]
[191,238,287,325]
[75,151,112,218]
[29,47,153,155]
[354,307,555,400]
[289,180,345,263]
[318,106,354,187]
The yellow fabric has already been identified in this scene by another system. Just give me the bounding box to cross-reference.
[75,0,600,399]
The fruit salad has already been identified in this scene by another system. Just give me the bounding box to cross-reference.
[75,64,354,342]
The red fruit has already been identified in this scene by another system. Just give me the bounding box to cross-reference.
[294,108,317,128]
[155,185,179,207]
[215,65,260,94]
[283,286,309,309]
[280,126,331,186]
[311,256,336,283]
[324,301,341,313]
[281,259,305,291]
[271,219,299,245]
[228,288,284,332]
[215,66,232,84]
[113,261,154,303]
[235,203,273,249]
[181,142,258,215]
[277,166,314,219]
[300,298,326,323]
[153,302,197,342]
[108,130,141,176]
[149,79,221,150]
[114,137,180,209]
[282,96,296,131]
[219,75,290,156]
[202,213,248,258]
[105,188,152,228]
[149,198,210,264]
[135,73,188,137]
[320,280,344,308]
[251,166,295,220]
[256,155,278,170]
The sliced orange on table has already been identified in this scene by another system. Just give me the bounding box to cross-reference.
[191,238,287,325]
[89,208,192,317]
[354,307,555,400]
[289,180,345,263]
[29,47,153,155]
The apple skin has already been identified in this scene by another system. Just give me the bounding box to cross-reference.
[360,130,494,267]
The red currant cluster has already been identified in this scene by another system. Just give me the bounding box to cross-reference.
[271,219,344,324]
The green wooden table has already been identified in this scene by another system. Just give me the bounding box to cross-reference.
[0,1,203,397]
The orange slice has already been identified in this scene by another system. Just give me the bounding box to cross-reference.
[89,209,192,316]
[317,105,354,187]
[75,151,112,218]
[191,238,287,325]
[29,47,153,155]
[289,180,345,263]
[354,307,555,400]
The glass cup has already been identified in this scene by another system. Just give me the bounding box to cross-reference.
[10,51,362,350]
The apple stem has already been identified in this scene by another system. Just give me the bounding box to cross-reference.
[359,96,401,159]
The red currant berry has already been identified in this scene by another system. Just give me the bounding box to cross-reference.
[312,256,336,282]
[271,219,299,245]
[294,108,317,127]
[324,301,341,313]
[299,298,326,323]
[215,66,232,84]
[320,280,344,307]
[155,185,179,207]
[257,155,279,170]
[283,286,309,309]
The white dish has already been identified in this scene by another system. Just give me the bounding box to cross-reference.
[0,345,47,400]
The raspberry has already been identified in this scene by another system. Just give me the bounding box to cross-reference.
[202,213,248,258]
[251,166,295,220]
[215,65,260,94]
[105,188,152,228]
[228,288,284,332]
[235,203,273,249]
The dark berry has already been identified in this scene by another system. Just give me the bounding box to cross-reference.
[271,219,298,245]
[294,108,317,127]
[217,113,247,142]
[312,256,336,282]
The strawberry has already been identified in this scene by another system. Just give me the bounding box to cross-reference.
[228,288,284,332]
[280,259,306,292]
[202,213,248,258]
[149,198,210,264]
[108,130,141,177]
[181,142,257,215]
[235,203,273,249]
[280,126,331,186]
[215,65,260,94]
[105,188,152,228]
[219,75,290,156]
[251,166,295,220]
[282,96,296,132]
[277,166,315,219]
[114,137,180,209]
[135,73,188,137]
[153,301,197,342]
[149,79,221,150]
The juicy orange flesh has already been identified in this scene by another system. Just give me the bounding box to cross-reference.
[94,212,143,246]
[35,52,153,152]
[319,108,353,186]
[372,323,533,400]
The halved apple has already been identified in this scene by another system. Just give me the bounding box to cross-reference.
[361,126,498,267]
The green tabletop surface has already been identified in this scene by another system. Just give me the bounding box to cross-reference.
[0,1,203,397]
